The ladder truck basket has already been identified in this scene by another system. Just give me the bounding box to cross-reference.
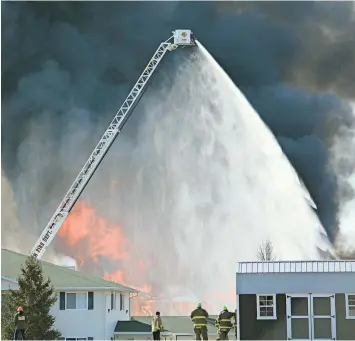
[173,29,195,46]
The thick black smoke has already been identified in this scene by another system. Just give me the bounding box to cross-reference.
[1,1,355,244]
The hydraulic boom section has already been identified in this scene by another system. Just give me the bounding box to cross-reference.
[31,30,196,259]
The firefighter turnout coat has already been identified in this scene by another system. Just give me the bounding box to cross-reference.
[190,308,209,328]
[216,310,235,332]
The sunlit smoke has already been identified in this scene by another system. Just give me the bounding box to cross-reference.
[1,169,29,252]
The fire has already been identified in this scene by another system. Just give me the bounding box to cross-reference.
[57,200,235,316]
[56,200,187,315]
[58,202,130,268]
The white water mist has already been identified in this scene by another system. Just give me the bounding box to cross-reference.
[336,102,355,250]
[3,40,336,313]
[91,42,335,312]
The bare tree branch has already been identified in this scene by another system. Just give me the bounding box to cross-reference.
[257,239,277,261]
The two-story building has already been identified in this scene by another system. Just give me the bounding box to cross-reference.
[1,249,138,340]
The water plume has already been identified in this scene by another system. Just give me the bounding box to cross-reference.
[79,43,334,309]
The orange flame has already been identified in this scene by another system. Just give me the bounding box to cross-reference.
[57,200,234,315]
[57,201,173,315]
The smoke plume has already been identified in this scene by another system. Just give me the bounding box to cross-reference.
[1,3,355,259]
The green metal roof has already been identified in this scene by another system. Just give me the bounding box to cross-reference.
[115,316,218,334]
[1,249,137,292]
[114,319,152,333]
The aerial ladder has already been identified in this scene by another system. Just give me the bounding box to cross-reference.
[31,30,196,259]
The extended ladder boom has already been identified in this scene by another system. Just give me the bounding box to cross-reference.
[31,30,196,259]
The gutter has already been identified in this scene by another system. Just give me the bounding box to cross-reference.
[2,277,138,293]
[1,276,18,283]
[55,287,138,293]
[114,332,172,335]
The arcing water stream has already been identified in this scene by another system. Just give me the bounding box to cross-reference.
[91,41,335,311]
[2,40,336,314]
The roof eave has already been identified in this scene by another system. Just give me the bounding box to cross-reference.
[1,276,18,283]
[55,286,138,293]
[1,278,138,293]
[114,332,172,335]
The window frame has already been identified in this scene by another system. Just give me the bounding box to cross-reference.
[65,338,87,340]
[111,292,116,310]
[65,292,89,311]
[345,293,355,319]
[256,294,277,320]
[120,293,124,311]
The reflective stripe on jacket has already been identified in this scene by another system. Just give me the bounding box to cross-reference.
[190,308,209,328]
[14,313,27,329]
[152,316,163,332]
[217,310,235,331]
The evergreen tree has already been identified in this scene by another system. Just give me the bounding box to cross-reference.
[1,255,62,340]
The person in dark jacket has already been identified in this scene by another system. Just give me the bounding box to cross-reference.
[14,306,27,340]
[190,302,209,340]
[216,306,235,340]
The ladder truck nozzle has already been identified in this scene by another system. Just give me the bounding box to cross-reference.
[172,29,196,46]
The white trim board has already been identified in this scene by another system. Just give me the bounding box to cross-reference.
[0,281,138,293]
[256,294,277,320]
[236,294,241,340]
[286,293,336,340]
[114,332,172,335]
[1,276,18,283]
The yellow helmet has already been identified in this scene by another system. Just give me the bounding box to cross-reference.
[223,305,228,311]
[197,302,202,308]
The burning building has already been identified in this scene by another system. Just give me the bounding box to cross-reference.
[55,200,230,315]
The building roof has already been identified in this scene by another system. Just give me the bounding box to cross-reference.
[1,249,137,293]
[237,260,355,274]
[114,316,219,335]
[114,319,152,333]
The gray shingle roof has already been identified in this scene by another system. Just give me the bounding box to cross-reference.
[1,249,137,292]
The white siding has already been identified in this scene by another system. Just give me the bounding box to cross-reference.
[105,293,130,339]
[52,290,131,340]
[2,279,131,340]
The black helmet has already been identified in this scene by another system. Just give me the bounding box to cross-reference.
[156,311,160,316]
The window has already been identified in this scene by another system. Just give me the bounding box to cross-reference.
[345,294,355,319]
[60,292,94,310]
[120,293,124,311]
[111,292,116,310]
[66,293,88,310]
[256,294,277,320]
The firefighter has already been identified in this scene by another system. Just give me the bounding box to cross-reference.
[14,306,27,340]
[151,311,164,340]
[190,302,209,340]
[215,319,220,341]
[216,306,235,340]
